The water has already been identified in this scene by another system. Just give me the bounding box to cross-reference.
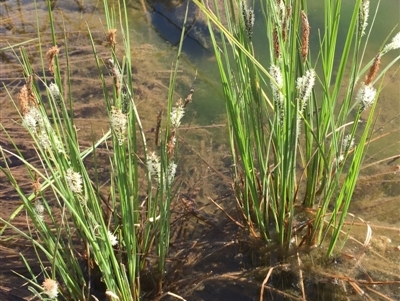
[1,0,399,300]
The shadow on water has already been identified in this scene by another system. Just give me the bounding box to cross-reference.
[147,0,212,58]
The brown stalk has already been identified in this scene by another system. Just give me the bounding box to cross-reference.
[260,266,275,301]
[295,235,306,300]
[183,86,194,108]
[183,71,197,108]
[155,110,162,146]
[365,286,396,301]
[206,196,244,228]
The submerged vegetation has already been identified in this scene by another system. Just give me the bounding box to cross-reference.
[0,0,399,300]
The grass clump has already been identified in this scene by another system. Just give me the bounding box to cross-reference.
[193,0,400,256]
[0,0,195,300]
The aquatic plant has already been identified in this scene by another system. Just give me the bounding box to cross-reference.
[0,0,194,300]
[193,0,400,256]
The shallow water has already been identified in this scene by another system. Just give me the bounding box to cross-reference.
[0,0,399,300]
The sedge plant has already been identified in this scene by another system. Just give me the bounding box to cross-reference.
[193,0,400,256]
[0,0,193,299]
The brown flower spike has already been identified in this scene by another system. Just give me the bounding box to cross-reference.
[364,53,381,85]
[32,173,41,197]
[18,85,29,116]
[301,11,310,63]
[46,45,60,75]
[107,28,117,48]
[19,75,39,115]
[273,27,281,59]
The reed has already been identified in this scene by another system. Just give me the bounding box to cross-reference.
[0,0,193,299]
[193,0,400,256]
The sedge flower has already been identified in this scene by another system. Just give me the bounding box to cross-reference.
[296,69,315,136]
[170,105,184,128]
[35,199,45,221]
[22,107,42,133]
[49,82,61,105]
[339,134,355,163]
[241,1,255,39]
[110,107,127,146]
[167,162,177,185]
[296,69,316,115]
[38,130,51,150]
[383,32,400,53]
[65,168,83,194]
[296,69,316,104]
[270,64,283,100]
[42,278,58,299]
[359,0,370,36]
[342,134,355,152]
[147,152,161,181]
[269,64,284,124]
[356,83,376,111]
[107,230,118,246]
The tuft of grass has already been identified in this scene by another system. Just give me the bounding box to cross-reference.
[0,0,195,300]
[193,0,400,256]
